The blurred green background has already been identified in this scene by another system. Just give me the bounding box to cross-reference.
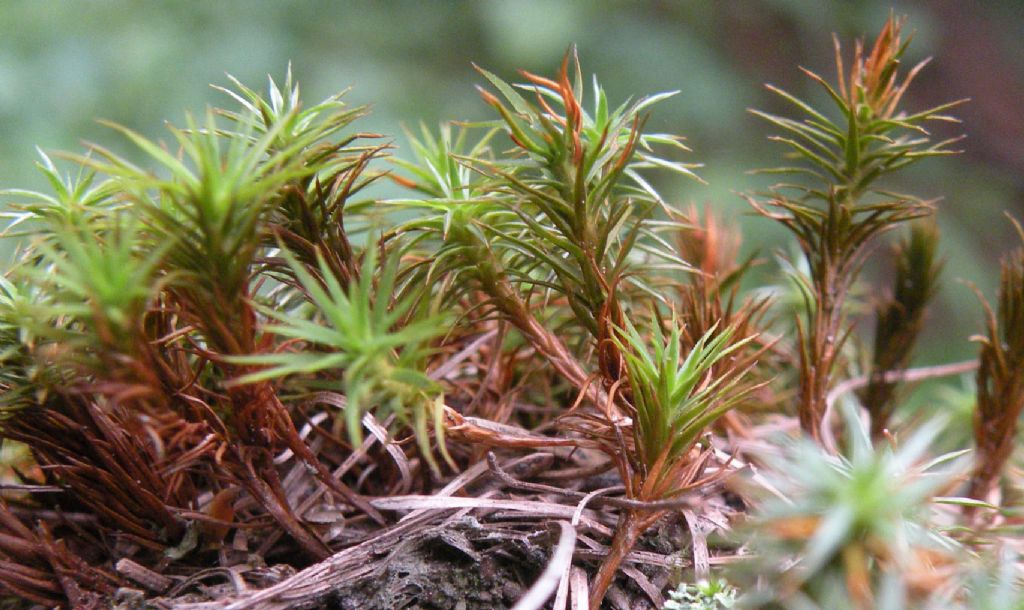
[1,0,1021,370]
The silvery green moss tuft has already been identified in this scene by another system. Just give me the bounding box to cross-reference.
[663,579,737,610]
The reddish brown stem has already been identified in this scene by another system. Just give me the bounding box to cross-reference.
[240,450,331,560]
[236,383,385,524]
[967,373,1024,505]
[588,509,664,609]
[497,283,609,410]
[798,265,845,445]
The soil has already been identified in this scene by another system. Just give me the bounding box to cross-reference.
[327,525,530,609]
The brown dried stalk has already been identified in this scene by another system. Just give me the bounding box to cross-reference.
[859,220,942,438]
[3,397,189,548]
[673,207,775,442]
[0,499,119,607]
[968,215,1024,505]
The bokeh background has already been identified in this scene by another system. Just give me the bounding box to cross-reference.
[2,0,1022,370]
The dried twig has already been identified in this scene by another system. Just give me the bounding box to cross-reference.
[511,521,577,610]
[487,452,710,512]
